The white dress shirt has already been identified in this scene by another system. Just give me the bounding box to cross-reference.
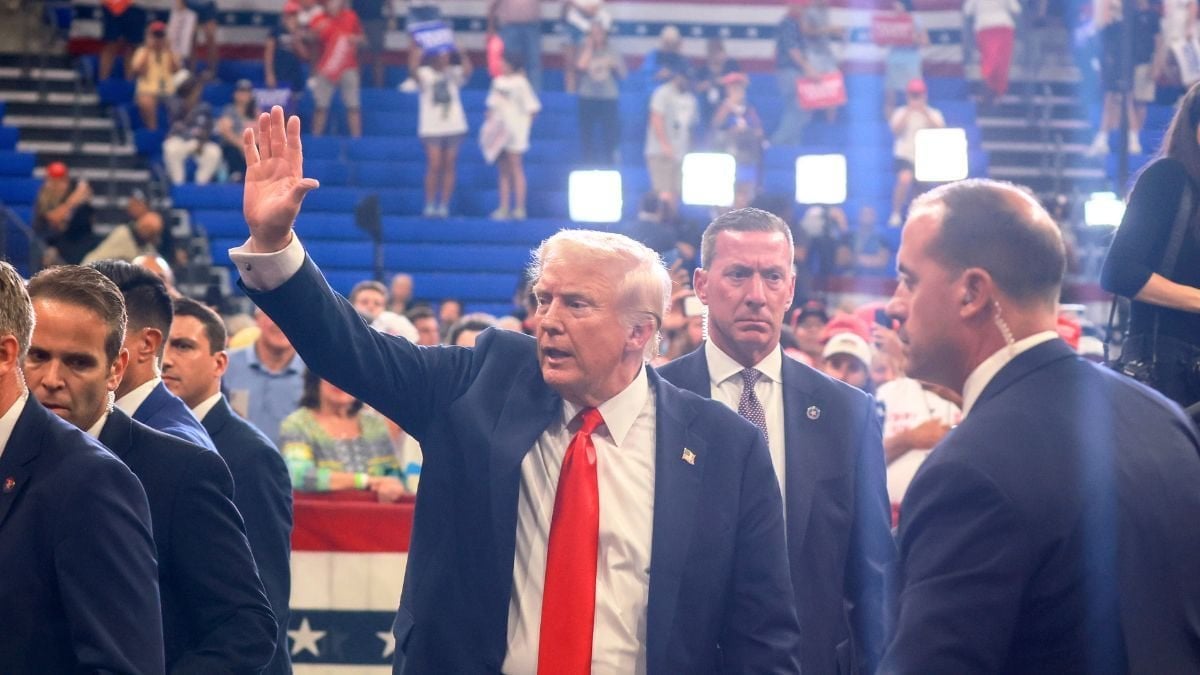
[191,392,223,423]
[704,341,787,507]
[115,377,162,418]
[0,390,29,458]
[504,365,657,675]
[961,331,1059,417]
[86,410,111,439]
[231,234,659,674]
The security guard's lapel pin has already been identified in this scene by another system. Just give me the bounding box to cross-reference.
[806,406,821,421]
[681,448,696,465]
[3,477,15,492]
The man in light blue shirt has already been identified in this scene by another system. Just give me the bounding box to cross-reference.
[223,308,304,445]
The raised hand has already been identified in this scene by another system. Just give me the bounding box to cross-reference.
[242,105,320,252]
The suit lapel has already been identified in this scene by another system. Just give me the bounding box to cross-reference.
[486,361,560,604]
[667,348,712,397]
[0,398,43,531]
[646,369,704,670]
[780,358,843,558]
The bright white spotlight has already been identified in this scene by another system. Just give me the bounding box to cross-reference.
[681,153,736,207]
[1084,191,1125,228]
[568,170,623,223]
[914,128,969,182]
[795,154,847,205]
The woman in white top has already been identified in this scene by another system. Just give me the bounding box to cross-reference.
[416,46,472,217]
[485,50,541,220]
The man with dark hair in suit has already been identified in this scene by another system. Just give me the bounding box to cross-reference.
[164,296,294,675]
[879,178,1200,672]
[658,207,895,674]
[230,106,801,673]
[25,265,279,673]
[0,260,164,672]
[88,258,217,451]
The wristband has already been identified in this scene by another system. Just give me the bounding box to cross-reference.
[355,473,369,490]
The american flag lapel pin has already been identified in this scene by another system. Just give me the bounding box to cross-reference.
[681,448,696,465]
[3,477,15,492]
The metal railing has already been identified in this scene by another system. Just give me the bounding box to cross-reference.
[0,203,41,275]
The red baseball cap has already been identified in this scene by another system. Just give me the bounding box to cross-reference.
[282,1,300,13]
[148,20,167,34]
[906,78,927,95]
[46,161,68,179]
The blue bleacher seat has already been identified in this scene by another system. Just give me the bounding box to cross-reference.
[303,186,368,212]
[171,184,242,210]
[383,243,532,272]
[135,128,166,159]
[376,188,424,215]
[346,136,424,162]
[97,78,135,106]
[0,178,41,205]
[0,151,35,176]
[191,209,246,238]
[306,160,352,187]
[0,126,19,151]
[302,136,343,161]
[304,240,376,268]
[202,82,235,109]
[217,60,265,85]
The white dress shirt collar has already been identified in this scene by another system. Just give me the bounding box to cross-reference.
[561,364,650,446]
[115,376,161,418]
[86,410,111,439]
[191,392,223,423]
[961,331,1059,417]
[0,389,29,459]
[704,340,784,386]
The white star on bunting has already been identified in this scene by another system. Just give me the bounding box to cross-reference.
[288,617,326,657]
[377,630,397,658]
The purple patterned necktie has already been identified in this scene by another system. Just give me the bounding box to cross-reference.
[737,368,769,444]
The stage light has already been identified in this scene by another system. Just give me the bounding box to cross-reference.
[568,170,623,223]
[681,153,736,207]
[1084,191,1125,228]
[914,128,969,182]
[794,154,847,205]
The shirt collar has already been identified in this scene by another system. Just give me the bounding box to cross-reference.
[0,389,29,459]
[191,391,224,422]
[961,331,1059,417]
[704,340,783,386]
[86,410,111,439]
[249,341,303,375]
[115,377,161,417]
[561,365,650,447]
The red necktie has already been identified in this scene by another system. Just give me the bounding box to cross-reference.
[538,407,604,675]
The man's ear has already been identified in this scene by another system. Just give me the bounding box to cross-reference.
[107,348,130,394]
[693,267,709,303]
[959,268,994,318]
[627,316,657,356]
[0,335,20,380]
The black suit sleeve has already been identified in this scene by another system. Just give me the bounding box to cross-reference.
[55,453,165,674]
[1100,158,1189,298]
[879,458,1033,674]
[244,256,479,443]
[720,429,803,673]
[846,393,897,673]
[170,448,278,674]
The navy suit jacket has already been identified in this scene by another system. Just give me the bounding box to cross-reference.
[133,380,218,452]
[881,340,1200,674]
[100,408,278,674]
[245,256,802,674]
[0,397,164,673]
[659,345,896,674]
[202,394,294,675]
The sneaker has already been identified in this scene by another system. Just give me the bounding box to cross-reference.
[435,204,449,218]
[1087,131,1109,157]
[888,212,902,227]
[423,203,437,217]
[1128,130,1142,155]
[399,78,418,93]
[511,207,527,221]
[489,208,510,220]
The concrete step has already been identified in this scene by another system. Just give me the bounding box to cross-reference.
[0,90,98,105]
[18,139,135,155]
[4,114,113,130]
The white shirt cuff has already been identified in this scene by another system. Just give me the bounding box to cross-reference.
[229,234,305,292]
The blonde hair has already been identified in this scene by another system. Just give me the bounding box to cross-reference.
[529,230,672,360]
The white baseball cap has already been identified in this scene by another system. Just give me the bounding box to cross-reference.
[822,331,873,368]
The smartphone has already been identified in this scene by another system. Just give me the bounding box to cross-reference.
[875,308,891,328]
[683,295,705,317]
